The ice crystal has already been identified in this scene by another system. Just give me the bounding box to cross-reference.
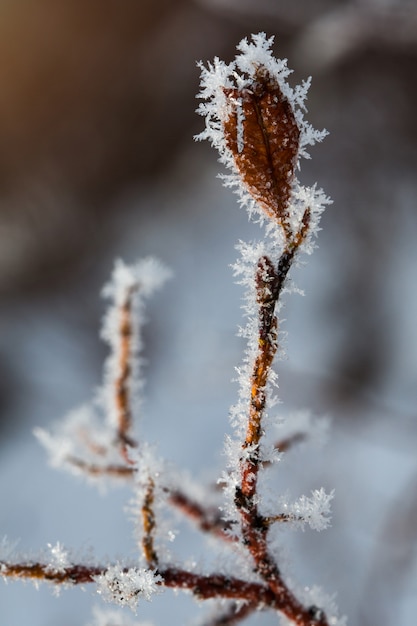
[45,542,70,573]
[279,488,335,532]
[95,565,161,611]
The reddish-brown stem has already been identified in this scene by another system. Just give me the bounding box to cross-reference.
[168,490,235,541]
[0,562,327,624]
[161,568,328,625]
[66,456,135,479]
[235,213,329,626]
[240,252,293,504]
[141,478,158,568]
[0,562,106,584]
[115,286,138,458]
[239,215,310,503]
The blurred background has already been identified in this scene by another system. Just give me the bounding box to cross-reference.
[0,0,416,624]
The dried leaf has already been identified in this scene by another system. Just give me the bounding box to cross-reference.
[223,68,300,234]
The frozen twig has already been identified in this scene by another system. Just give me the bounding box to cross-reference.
[141,478,158,569]
[168,489,236,541]
[197,32,334,625]
[113,284,138,453]
[0,558,326,623]
[1,33,344,626]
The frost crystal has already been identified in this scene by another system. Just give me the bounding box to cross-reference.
[46,542,70,573]
[95,565,161,611]
[0,537,19,563]
[280,488,334,532]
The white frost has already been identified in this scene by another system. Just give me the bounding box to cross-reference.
[95,565,162,611]
[45,542,70,573]
[0,536,19,563]
[278,488,334,532]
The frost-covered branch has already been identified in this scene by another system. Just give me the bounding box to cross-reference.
[34,258,171,480]
[196,32,335,625]
[0,557,329,624]
[1,33,344,626]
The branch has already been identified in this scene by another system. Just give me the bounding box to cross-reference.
[168,489,235,542]
[114,285,138,453]
[162,568,328,625]
[0,560,327,624]
[141,478,158,568]
[66,456,135,479]
[0,562,105,584]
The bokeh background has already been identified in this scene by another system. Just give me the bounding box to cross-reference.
[1,0,417,624]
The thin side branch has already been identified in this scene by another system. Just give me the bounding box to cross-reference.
[66,456,135,479]
[141,478,158,568]
[168,490,235,542]
[115,286,138,453]
[0,562,105,584]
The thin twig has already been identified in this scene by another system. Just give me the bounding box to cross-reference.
[168,490,235,542]
[66,456,135,479]
[0,562,105,584]
[142,478,158,568]
[115,286,138,456]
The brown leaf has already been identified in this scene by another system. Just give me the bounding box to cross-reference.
[223,68,300,235]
